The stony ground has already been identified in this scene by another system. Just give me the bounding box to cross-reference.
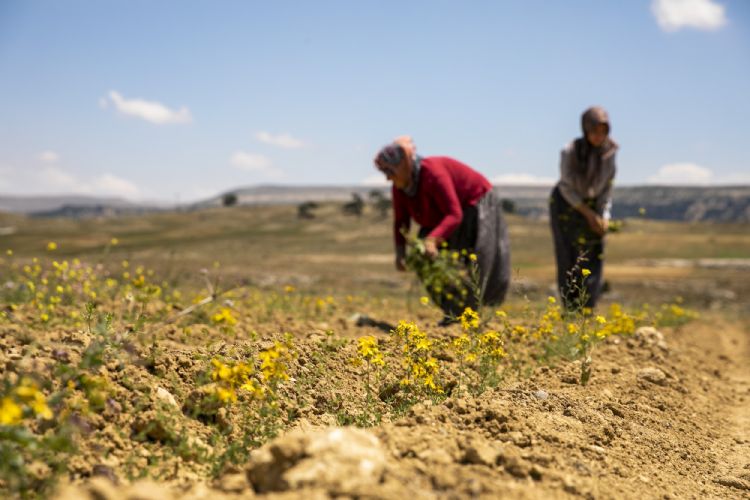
[1,206,748,499]
[44,308,748,500]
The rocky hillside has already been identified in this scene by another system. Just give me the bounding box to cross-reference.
[2,185,748,222]
[488,185,750,222]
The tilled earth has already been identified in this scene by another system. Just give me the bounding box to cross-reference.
[35,307,749,500]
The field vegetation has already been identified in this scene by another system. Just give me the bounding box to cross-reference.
[0,204,748,498]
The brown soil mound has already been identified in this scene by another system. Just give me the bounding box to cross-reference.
[49,313,749,499]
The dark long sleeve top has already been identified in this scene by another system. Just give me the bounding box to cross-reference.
[392,156,491,249]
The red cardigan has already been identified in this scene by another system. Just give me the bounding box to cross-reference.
[392,156,491,248]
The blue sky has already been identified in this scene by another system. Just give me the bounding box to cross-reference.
[0,0,748,202]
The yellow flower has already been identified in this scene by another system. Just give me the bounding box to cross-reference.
[566,323,579,334]
[495,310,507,319]
[0,397,22,425]
[460,307,480,331]
[547,296,556,304]
[110,237,119,246]
[5,249,12,256]
[30,395,53,419]
[420,296,430,306]
[638,207,646,215]
[357,336,379,358]
[581,268,591,277]
[595,315,607,324]
[47,242,57,251]
[211,308,238,326]
[211,359,232,382]
[215,387,236,403]
[469,253,477,262]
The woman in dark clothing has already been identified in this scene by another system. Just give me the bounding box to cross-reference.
[550,107,618,311]
[374,136,510,321]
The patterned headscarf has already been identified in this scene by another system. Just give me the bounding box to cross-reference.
[373,136,421,197]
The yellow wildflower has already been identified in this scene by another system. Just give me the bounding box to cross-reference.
[0,397,22,425]
[47,242,57,251]
[460,307,480,331]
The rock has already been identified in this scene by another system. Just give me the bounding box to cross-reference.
[55,477,119,500]
[461,438,499,467]
[216,472,250,493]
[508,431,532,448]
[125,479,174,499]
[637,367,667,386]
[498,447,532,478]
[131,411,176,443]
[715,476,750,491]
[155,387,178,408]
[419,447,454,465]
[636,326,669,351]
[533,390,548,401]
[246,427,386,495]
[92,464,119,484]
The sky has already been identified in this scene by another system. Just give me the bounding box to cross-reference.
[0,0,748,203]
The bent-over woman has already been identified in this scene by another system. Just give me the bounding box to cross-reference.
[374,136,510,323]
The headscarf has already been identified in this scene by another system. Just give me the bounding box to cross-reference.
[374,136,421,197]
[574,106,618,180]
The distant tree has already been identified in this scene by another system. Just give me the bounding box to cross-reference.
[298,201,318,219]
[368,189,385,202]
[342,193,364,217]
[368,189,390,219]
[501,199,516,214]
[222,193,238,207]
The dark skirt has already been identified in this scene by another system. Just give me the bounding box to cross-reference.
[418,190,510,317]
[549,185,605,310]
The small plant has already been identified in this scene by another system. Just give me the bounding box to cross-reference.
[391,321,442,396]
[352,335,386,425]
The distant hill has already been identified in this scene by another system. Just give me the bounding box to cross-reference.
[0,195,165,218]
[194,185,382,208]
[199,184,750,223]
[496,185,750,222]
[2,185,748,222]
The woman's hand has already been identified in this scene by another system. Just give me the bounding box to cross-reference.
[424,238,439,258]
[577,204,607,237]
[395,256,407,271]
[586,211,607,237]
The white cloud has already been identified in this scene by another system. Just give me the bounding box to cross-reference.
[651,0,727,32]
[32,166,140,198]
[104,90,192,125]
[255,131,305,149]
[91,173,140,197]
[648,162,713,184]
[491,173,555,186]
[361,174,389,187]
[38,151,60,163]
[40,166,79,190]
[229,151,283,178]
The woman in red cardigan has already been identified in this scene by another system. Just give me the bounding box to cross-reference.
[374,136,510,323]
